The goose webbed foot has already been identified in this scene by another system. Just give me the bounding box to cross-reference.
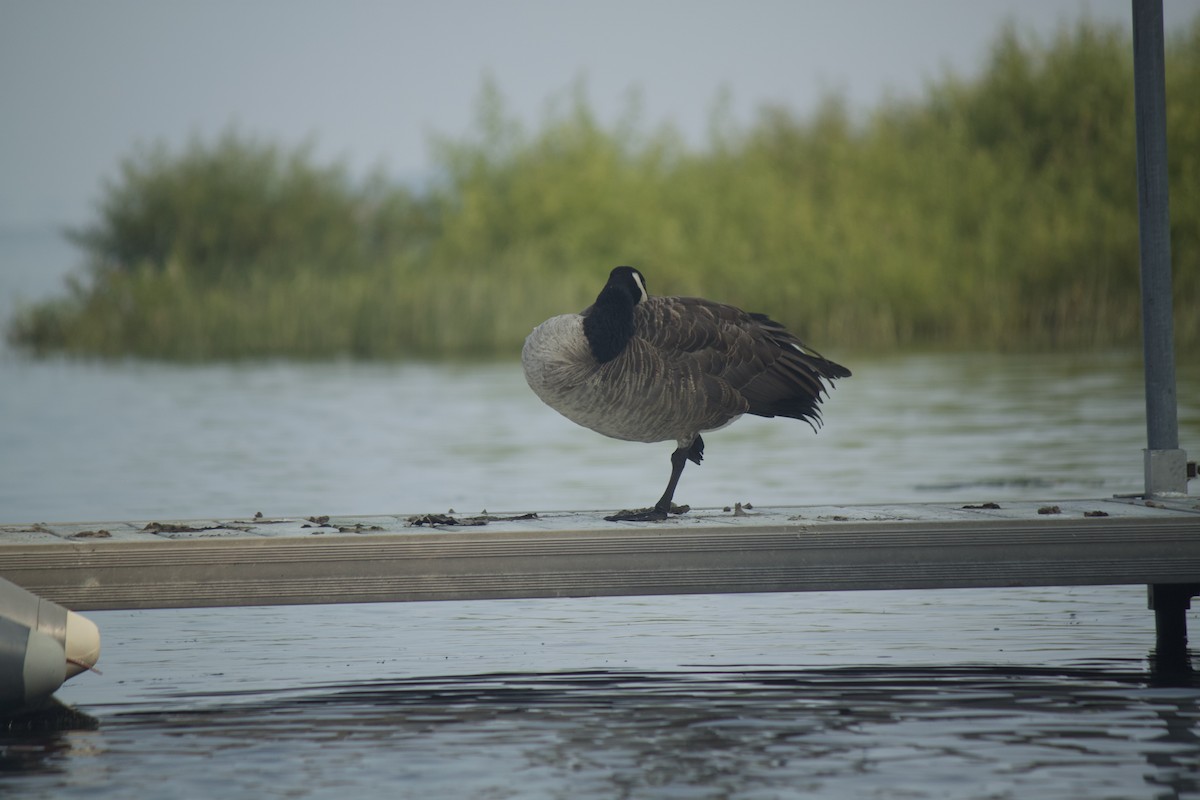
[605,438,701,522]
[604,503,690,522]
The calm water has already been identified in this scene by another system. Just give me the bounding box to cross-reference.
[2,231,1200,798]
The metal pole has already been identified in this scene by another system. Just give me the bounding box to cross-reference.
[1134,0,1194,671]
[1132,0,1187,497]
[1148,583,1196,678]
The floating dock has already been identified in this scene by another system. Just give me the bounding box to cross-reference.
[2,498,1197,611]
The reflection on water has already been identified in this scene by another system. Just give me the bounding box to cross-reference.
[0,586,1191,798]
[6,665,1199,799]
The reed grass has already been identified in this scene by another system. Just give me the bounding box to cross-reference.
[9,16,1199,360]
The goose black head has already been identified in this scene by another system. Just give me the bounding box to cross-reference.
[584,266,648,364]
[603,266,649,305]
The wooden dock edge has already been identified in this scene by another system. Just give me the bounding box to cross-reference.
[2,498,1198,611]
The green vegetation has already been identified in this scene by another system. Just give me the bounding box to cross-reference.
[10,16,1200,360]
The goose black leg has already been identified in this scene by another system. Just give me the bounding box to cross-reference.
[605,436,704,522]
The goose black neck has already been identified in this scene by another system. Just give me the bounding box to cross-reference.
[583,284,636,364]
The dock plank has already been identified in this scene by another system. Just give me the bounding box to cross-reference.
[1,499,1198,610]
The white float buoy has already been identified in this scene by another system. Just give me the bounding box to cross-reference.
[1,578,101,713]
[16,623,67,703]
[64,610,101,679]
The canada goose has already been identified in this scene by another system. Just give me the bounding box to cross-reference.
[522,266,850,522]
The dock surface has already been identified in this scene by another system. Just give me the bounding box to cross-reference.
[2,498,1198,611]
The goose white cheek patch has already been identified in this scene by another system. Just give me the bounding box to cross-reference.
[631,271,648,303]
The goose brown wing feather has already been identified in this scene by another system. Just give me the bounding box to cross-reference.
[633,296,849,429]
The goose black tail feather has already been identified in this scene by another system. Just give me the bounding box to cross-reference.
[746,325,850,427]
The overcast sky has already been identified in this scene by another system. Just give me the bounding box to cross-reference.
[2,0,1197,229]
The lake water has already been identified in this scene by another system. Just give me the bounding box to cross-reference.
[2,230,1199,798]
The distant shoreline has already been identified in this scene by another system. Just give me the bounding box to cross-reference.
[7,17,1198,361]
